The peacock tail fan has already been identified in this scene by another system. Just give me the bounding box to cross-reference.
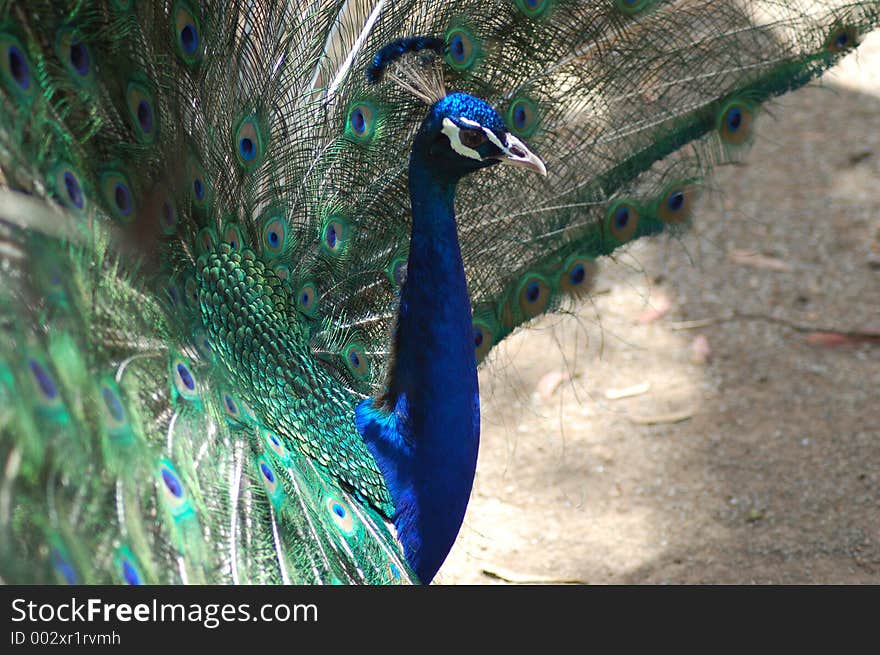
[0,0,877,584]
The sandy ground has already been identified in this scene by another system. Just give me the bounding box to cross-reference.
[437,34,880,584]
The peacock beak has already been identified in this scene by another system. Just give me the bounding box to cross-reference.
[491,132,547,176]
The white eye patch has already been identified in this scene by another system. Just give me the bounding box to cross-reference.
[441,117,484,160]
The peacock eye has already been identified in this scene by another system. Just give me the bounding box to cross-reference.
[459,129,486,148]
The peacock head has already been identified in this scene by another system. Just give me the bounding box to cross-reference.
[418,92,546,180]
[367,37,545,182]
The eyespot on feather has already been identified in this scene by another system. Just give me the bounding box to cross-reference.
[263,429,289,461]
[156,458,191,517]
[114,546,145,585]
[126,81,159,143]
[656,182,698,225]
[259,458,279,493]
[517,274,551,320]
[100,170,136,223]
[343,343,370,380]
[221,391,247,424]
[559,255,598,297]
[1,33,35,100]
[172,1,203,65]
[25,353,67,420]
[51,163,87,212]
[169,355,199,401]
[445,27,479,71]
[826,25,859,53]
[99,377,130,436]
[514,0,552,18]
[223,224,243,251]
[255,455,284,508]
[187,156,210,211]
[387,257,407,287]
[55,29,94,84]
[325,496,357,535]
[506,97,539,138]
[717,100,756,147]
[346,102,377,143]
[261,211,289,258]
[198,227,217,255]
[605,200,640,244]
[296,282,319,317]
[234,115,267,169]
[321,218,351,255]
[472,320,495,363]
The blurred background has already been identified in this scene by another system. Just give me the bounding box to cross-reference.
[439,32,880,584]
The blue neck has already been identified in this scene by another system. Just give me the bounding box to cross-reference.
[355,145,480,584]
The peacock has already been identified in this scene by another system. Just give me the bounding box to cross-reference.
[0,0,877,586]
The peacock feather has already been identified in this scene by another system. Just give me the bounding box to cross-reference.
[0,0,877,585]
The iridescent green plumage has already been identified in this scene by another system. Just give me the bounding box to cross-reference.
[0,0,877,584]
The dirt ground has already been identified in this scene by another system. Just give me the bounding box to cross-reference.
[437,34,880,584]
